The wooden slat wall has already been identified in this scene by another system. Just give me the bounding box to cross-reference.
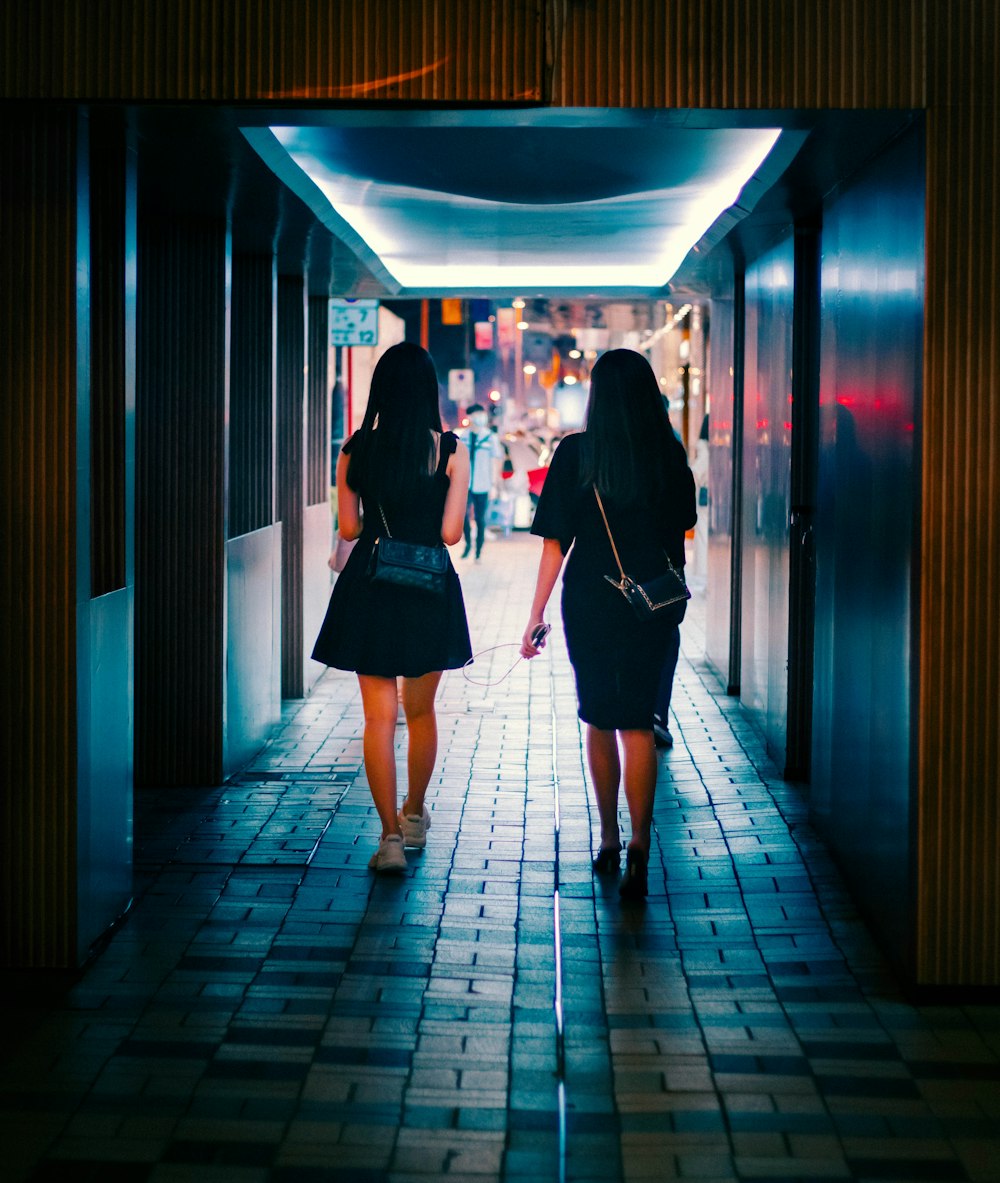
[134,218,227,788]
[229,255,275,540]
[920,0,1000,985]
[550,0,926,108]
[0,111,78,967]
[306,297,330,508]
[0,0,545,103]
[277,276,307,699]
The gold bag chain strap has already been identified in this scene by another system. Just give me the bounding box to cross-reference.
[593,486,628,588]
[377,502,392,538]
[594,485,684,591]
[375,501,446,558]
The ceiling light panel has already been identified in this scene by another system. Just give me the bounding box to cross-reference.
[254,122,783,294]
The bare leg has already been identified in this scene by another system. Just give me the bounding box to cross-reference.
[357,674,404,839]
[586,725,622,851]
[619,728,657,854]
[400,670,443,816]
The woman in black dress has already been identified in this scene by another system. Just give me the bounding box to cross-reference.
[521,349,696,898]
[312,343,472,874]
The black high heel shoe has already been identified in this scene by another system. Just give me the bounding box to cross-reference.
[592,847,622,874]
[619,847,648,900]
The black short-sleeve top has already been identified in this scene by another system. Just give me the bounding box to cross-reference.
[530,432,696,590]
[343,430,458,548]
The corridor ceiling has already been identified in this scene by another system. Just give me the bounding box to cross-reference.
[241,109,806,298]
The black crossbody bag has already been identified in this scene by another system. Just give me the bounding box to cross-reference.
[367,502,448,595]
[594,486,690,625]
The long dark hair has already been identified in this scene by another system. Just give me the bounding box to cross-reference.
[579,348,681,503]
[346,342,443,503]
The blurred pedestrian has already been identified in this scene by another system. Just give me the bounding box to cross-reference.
[653,418,697,748]
[312,343,472,874]
[521,350,696,899]
[461,404,504,560]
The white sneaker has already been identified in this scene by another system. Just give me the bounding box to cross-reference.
[367,834,407,873]
[398,806,431,849]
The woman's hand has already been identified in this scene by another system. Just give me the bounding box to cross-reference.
[327,551,339,571]
[521,620,549,659]
[521,539,564,658]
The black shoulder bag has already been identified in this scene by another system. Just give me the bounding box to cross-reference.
[367,502,448,595]
[594,486,690,625]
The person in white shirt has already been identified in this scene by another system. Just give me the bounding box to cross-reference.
[460,404,504,560]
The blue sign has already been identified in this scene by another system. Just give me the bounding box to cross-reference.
[329,298,379,347]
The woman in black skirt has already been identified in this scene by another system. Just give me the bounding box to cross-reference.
[521,350,696,898]
[313,343,472,874]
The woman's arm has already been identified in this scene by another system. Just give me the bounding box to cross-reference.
[441,439,471,545]
[336,450,362,539]
[521,537,565,657]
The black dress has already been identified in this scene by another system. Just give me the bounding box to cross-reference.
[312,431,472,678]
[531,432,696,730]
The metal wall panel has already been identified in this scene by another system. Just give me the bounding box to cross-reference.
[76,107,137,964]
[89,109,128,596]
[0,111,78,967]
[704,291,736,688]
[811,129,923,976]
[741,237,794,767]
[303,502,333,695]
[135,217,228,787]
[920,1,1000,985]
[79,585,134,960]
[225,525,282,778]
[0,0,545,103]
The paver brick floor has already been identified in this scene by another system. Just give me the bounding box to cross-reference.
[3,534,999,1182]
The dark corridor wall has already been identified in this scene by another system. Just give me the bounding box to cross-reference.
[810,129,924,974]
[3,0,997,982]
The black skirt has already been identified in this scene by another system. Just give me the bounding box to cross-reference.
[561,570,673,730]
[311,533,472,679]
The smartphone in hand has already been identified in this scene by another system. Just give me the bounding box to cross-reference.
[531,623,551,646]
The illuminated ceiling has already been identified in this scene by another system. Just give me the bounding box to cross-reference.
[242,110,805,298]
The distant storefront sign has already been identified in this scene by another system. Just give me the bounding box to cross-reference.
[441,298,464,326]
[329,298,379,347]
[448,368,475,405]
[496,307,517,355]
[474,321,494,350]
[522,330,553,365]
[575,327,609,353]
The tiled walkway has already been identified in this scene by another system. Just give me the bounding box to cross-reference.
[3,535,1000,1182]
